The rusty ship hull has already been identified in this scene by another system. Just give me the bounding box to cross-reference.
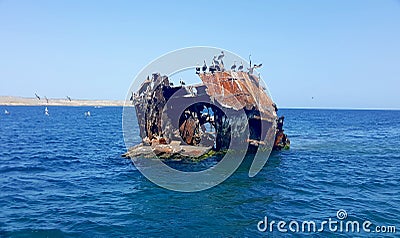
[123,70,289,160]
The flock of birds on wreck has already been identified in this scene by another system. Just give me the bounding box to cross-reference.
[130,52,264,103]
[195,51,262,75]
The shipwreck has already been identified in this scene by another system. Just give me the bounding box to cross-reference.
[123,57,290,160]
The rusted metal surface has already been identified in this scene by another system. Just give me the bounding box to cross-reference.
[200,71,274,113]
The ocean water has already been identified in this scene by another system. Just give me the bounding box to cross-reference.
[0,106,399,237]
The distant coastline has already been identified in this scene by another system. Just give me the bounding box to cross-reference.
[0,96,126,107]
[2,96,398,110]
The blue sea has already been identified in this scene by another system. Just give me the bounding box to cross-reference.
[0,106,399,237]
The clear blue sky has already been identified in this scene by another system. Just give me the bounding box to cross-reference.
[1,0,399,108]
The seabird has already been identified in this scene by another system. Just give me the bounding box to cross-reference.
[249,54,252,68]
[134,92,139,100]
[254,63,263,69]
[85,111,91,117]
[35,93,40,100]
[66,96,72,101]
[4,109,10,115]
[209,61,217,74]
[217,51,225,60]
[213,56,219,66]
[209,64,216,74]
[237,62,244,71]
[231,61,237,71]
[45,107,49,116]
[187,86,197,97]
[145,85,151,94]
[248,63,262,74]
[195,63,201,74]
[44,96,49,104]
[180,79,186,86]
[272,103,278,112]
[202,60,207,73]
[129,92,134,101]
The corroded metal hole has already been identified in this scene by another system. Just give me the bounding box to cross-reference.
[178,102,231,151]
